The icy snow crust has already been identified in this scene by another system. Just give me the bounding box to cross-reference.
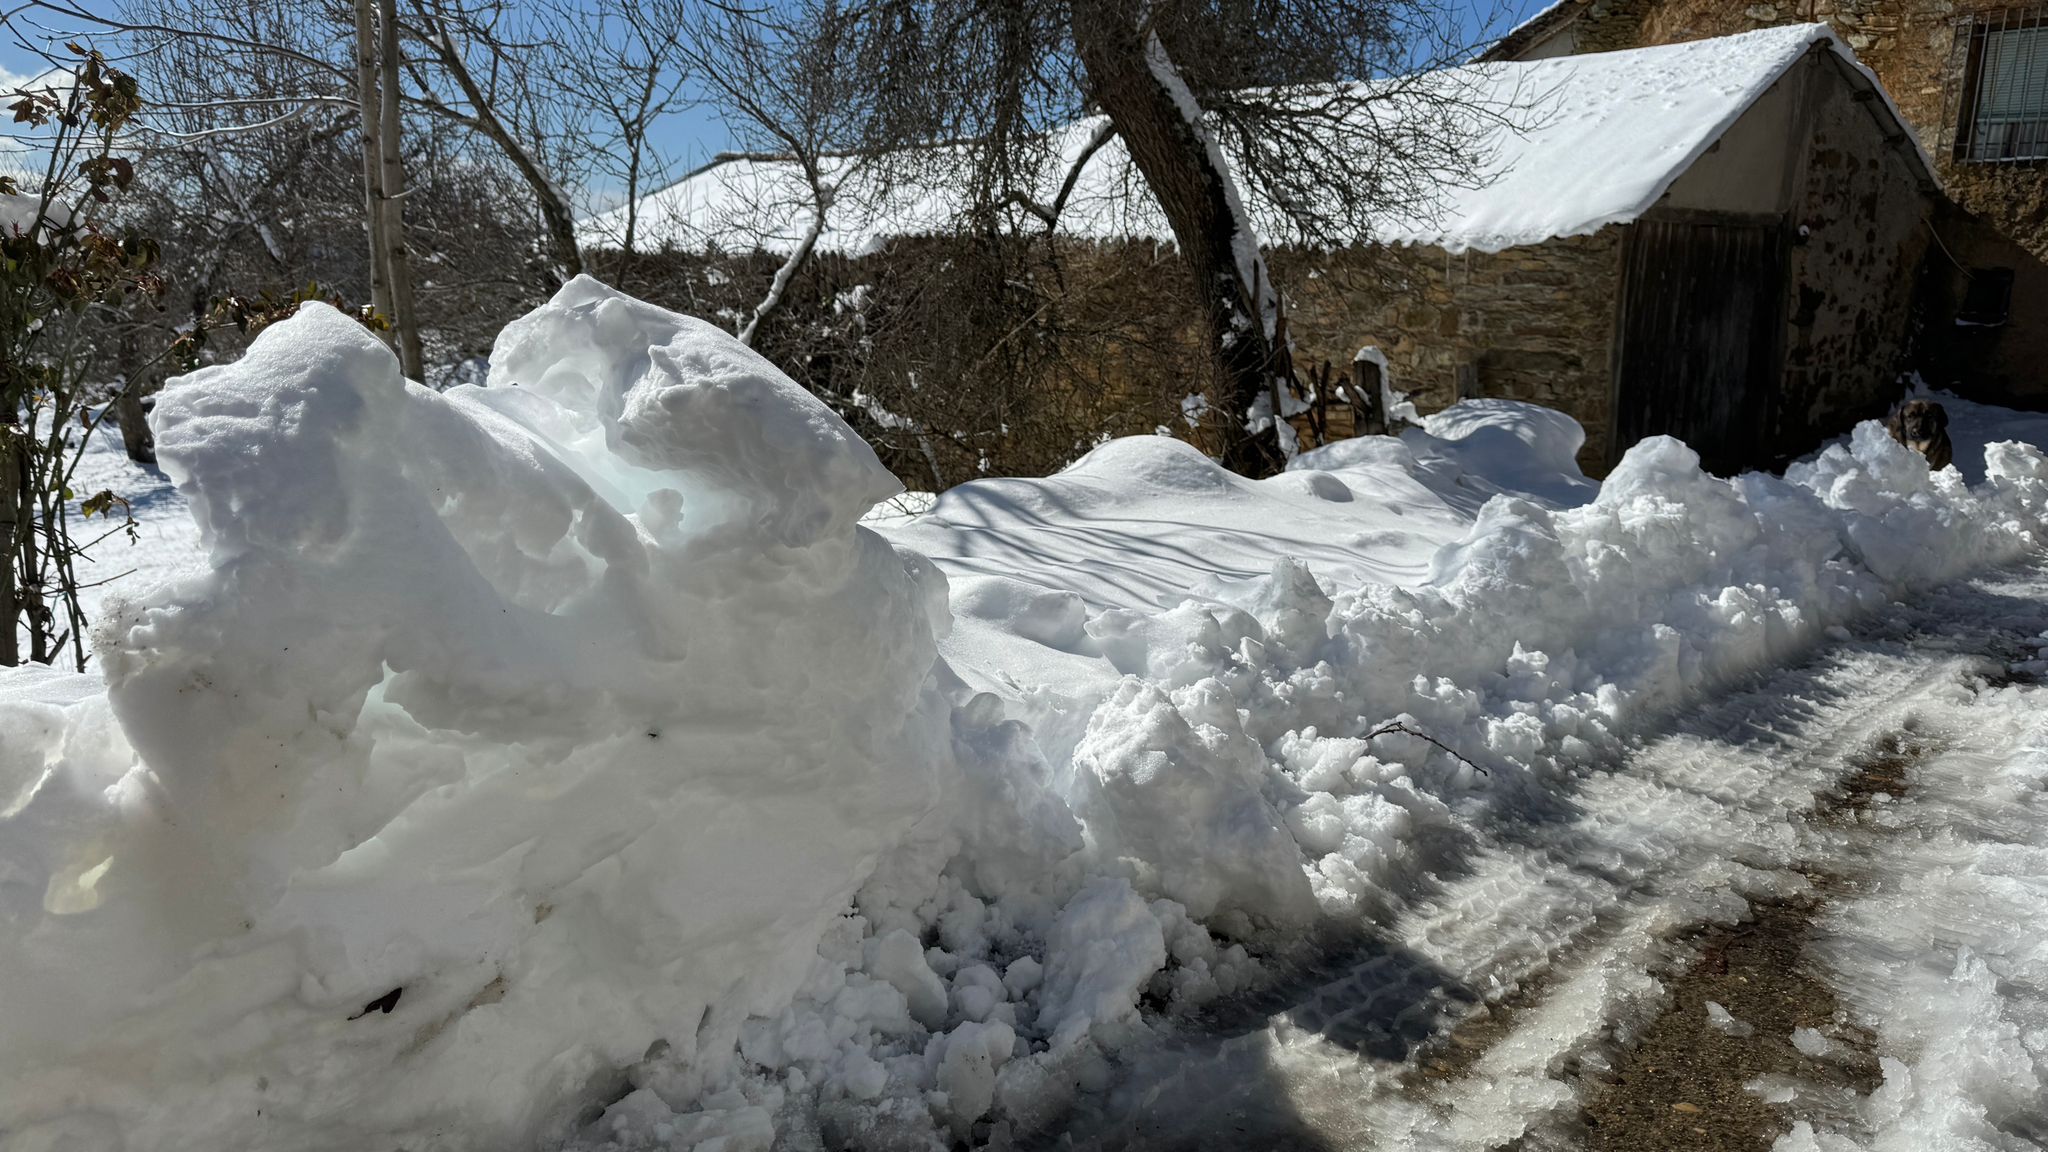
[589,25,1913,256]
[1777,648,2048,1152]
[5,282,2048,1150]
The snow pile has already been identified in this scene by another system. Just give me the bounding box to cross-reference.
[0,278,950,1151]
[7,279,2048,1151]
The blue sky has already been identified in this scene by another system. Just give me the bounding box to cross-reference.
[2,0,1552,203]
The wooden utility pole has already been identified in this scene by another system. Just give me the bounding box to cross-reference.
[1347,356,1385,437]
[354,0,392,327]
[378,0,424,380]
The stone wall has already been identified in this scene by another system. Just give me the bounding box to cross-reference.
[1275,232,1625,472]
[1918,197,2048,406]
[1942,163,2048,263]
[1778,52,1937,436]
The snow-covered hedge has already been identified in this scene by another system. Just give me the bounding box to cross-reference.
[2,280,2045,1151]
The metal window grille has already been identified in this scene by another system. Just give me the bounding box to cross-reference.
[1948,7,2048,163]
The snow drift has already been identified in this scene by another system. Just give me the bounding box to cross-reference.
[4,280,2048,1151]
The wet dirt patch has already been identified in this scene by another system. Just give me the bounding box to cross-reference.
[1820,726,1925,816]
[1565,726,1936,1151]
[1574,896,1880,1151]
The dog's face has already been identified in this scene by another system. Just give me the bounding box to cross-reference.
[1893,399,1948,445]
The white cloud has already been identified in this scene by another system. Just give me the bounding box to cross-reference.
[0,63,66,95]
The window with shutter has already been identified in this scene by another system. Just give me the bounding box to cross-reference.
[1952,11,2048,163]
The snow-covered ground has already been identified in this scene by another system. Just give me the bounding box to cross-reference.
[5,280,2048,1152]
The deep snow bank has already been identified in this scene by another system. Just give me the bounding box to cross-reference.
[0,279,950,1150]
[7,279,2048,1152]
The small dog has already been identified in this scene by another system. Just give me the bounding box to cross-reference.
[1886,399,1953,471]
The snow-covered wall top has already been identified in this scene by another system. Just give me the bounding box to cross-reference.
[586,24,1923,258]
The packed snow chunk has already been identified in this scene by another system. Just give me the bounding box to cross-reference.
[940,692,1087,912]
[1786,422,2025,587]
[1086,600,1247,688]
[952,575,1091,652]
[1705,1000,1754,1038]
[1746,1074,1802,1105]
[949,963,1007,1023]
[586,1087,774,1152]
[1002,956,1044,1000]
[1,284,952,1152]
[1984,438,2048,526]
[1792,1026,1832,1057]
[486,274,902,546]
[1035,878,1169,1047]
[929,1019,1017,1133]
[864,928,950,1030]
[1243,559,1336,669]
[1147,895,1262,1011]
[1067,678,1318,926]
[1773,1121,1870,1152]
[839,1049,890,1101]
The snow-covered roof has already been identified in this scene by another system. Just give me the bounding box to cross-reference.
[590,24,1927,257]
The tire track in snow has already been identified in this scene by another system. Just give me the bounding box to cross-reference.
[1388,558,2048,1152]
[1046,555,2048,1152]
[1363,651,1961,1151]
[1566,732,1931,1151]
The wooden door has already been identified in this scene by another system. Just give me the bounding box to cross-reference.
[1613,217,1790,475]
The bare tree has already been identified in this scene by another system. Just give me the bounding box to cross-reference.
[669,0,881,346]
[1,49,159,667]
[37,0,614,294]
[403,0,589,281]
[823,0,1511,476]
[543,0,693,280]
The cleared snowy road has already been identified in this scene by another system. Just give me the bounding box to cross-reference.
[1041,555,2048,1152]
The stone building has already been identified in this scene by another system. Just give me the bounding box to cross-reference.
[1485,0,2048,420]
[1281,24,1939,475]
[600,22,2005,480]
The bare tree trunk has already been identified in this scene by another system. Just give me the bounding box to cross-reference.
[738,190,826,347]
[21,447,46,665]
[617,129,642,283]
[378,0,424,380]
[355,0,393,326]
[114,387,154,464]
[0,420,19,667]
[424,18,584,283]
[1071,6,1283,477]
[114,329,155,465]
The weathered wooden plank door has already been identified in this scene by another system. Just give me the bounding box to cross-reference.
[1613,217,1790,475]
